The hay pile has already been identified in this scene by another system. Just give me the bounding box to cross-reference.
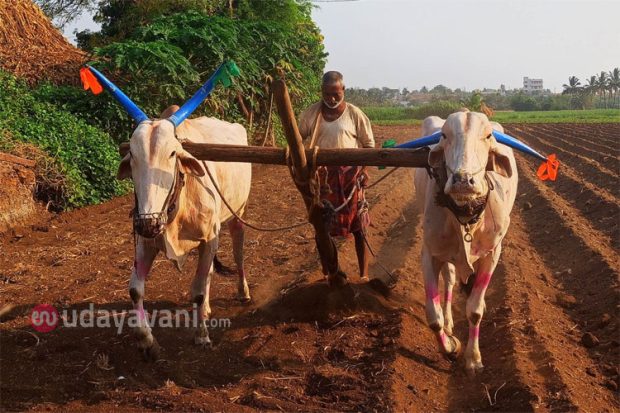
[0,0,86,86]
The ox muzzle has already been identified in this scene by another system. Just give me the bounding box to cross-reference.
[132,164,184,239]
[133,211,167,238]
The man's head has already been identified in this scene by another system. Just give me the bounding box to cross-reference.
[321,71,345,110]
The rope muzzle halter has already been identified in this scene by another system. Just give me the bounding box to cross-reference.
[132,158,185,239]
[432,160,493,243]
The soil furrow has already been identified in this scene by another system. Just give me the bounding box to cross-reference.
[506,126,620,198]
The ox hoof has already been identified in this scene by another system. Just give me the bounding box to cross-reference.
[328,271,348,288]
[237,295,251,303]
[443,336,462,362]
[466,361,484,378]
[140,340,161,362]
[195,336,212,348]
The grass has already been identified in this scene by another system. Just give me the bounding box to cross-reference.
[363,107,620,125]
[363,106,410,121]
[491,109,620,123]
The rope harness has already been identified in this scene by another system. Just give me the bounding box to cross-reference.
[202,159,310,232]
[431,163,493,243]
[131,158,185,237]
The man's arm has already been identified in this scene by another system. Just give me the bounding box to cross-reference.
[354,109,375,149]
[354,108,375,186]
[298,111,309,142]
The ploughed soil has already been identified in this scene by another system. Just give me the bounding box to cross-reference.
[0,123,618,412]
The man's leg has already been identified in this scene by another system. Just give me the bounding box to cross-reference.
[353,230,369,280]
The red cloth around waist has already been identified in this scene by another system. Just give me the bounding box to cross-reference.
[319,166,369,237]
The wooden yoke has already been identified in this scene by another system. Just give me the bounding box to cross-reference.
[272,80,346,286]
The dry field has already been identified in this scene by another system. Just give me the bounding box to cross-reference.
[1,123,618,412]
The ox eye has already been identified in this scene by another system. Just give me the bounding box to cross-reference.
[486,134,492,139]
[170,151,176,158]
[441,133,446,139]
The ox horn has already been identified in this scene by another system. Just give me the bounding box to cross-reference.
[168,61,241,127]
[82,66,149,124]
[394,130,443,149]
[395,129,548,162]
[491,130,546,161]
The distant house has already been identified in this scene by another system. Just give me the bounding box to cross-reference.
[523,77,543,93]
[480,88,498,96]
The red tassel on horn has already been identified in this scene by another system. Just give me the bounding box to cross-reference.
[80,67,103,95]
[536,153,559,181]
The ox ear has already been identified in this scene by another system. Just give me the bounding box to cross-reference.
[117,153,132,180]
[178,151,205,177]
[487,148,513,178]
[428,145,444,168]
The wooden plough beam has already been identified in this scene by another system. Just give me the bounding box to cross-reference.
[118,142,429,167]
[118,80,430,286]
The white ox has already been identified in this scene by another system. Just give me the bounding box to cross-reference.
[413,111,518,376]
[117,105,251,359]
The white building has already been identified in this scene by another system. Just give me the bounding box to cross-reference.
[523,77,543,93]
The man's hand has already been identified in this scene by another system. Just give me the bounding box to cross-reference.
[359,168,370,188]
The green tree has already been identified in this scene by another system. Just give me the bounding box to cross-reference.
[460,91,483,111]
[430,84,452,94]
[562,76,581,95]
[597,71,609,108]
[510,93,538,111]
[35,0,98,28]
[608,68,619,108]
[72,1,326,143]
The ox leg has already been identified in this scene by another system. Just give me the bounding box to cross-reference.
[464,245,501,377]
[228,218,250,302]
[128,238,160,360]
[441,263,456,336]
[422,247,460,359]
[191,238,218,347]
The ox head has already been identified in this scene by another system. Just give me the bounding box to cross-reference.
[117,111,204,238]
[84,62,239,238]
[428,111,512,205]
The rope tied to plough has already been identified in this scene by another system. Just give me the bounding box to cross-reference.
[202,145,376,234]
[200,148,398,288]
[203,160,309,232]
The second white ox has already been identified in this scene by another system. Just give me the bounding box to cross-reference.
[414,111,518,376]
[118,105,251,358]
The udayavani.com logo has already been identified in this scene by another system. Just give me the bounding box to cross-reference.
[30,303,231,333]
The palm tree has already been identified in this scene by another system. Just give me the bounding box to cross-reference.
[562,76,581,95]
[597,71,609,108]
[585,75,599,103]
[609,68,620,108]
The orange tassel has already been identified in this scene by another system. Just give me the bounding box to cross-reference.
[537,154,559,181]
[79,67,103,95]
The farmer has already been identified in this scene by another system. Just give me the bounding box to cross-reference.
[298,71,375,281]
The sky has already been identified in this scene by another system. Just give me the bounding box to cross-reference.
[63,0,620,93]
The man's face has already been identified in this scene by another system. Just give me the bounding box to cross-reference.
[322,82,345,109]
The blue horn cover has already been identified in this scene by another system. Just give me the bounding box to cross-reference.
[86,65,149,124]
[492,130,547,162]
[395,129,547,162]
[168,61,241,127]
[394,131,443,149]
